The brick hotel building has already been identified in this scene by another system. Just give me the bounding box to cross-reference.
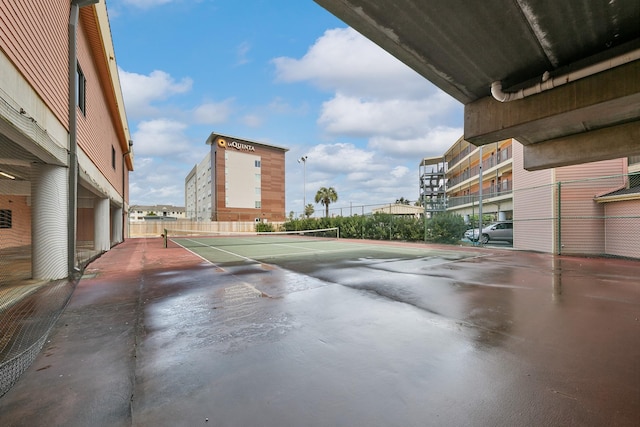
[186,133,288,222]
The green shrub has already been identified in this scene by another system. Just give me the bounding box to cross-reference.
[425,213,466,244]
[255,222,275,232]
[281,212,466,245]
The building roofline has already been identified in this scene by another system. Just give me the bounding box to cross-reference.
[419,156,445,167]
[595,186,640,203]
[205,132,289,152]
[82,4,133,171]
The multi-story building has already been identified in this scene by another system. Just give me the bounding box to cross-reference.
[185,133,288,222]
[0,1,132,280]
[130,205,185,222]
[434,135,638,258]
[443,137,514,222]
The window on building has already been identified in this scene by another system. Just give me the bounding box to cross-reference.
[112,146,116,169]
[77,63,86,115]
[255,160,261,168]
[0,210,12,228]
[255,201,262,208]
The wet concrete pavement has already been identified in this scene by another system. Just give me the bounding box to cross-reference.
[0,238,639,426]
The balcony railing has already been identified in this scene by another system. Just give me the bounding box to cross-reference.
[447,181,513,208]
[446,146,512,188]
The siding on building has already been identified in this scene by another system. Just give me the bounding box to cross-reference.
[0,0,69,126]
[512,141,556,253]
[0,1,132,276]
[603,199,640,258]
[555,159,626,255]
[76,15,126,197]
[513,141,628,255]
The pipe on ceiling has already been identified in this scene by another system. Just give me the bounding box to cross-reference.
[491,48,640,102]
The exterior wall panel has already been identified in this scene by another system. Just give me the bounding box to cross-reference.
[556,159,626,255]
[76,18,125,197]
[603,200,640,259]
[512,140,555,253]
[0,195,31,250]
[0,0,69,127]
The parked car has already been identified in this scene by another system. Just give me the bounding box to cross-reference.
[465,221,513,244]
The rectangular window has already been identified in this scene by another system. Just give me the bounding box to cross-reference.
[112,146,116,169]
[77,63,86,115]
[255,160,261,168]
[0,210,12,228]
[255,201,261,208]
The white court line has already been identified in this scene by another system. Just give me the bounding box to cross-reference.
[175,237,494,267]
[180,237,257,263]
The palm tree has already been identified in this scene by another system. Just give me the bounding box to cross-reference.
[315,187,338,218]
[303,203,315,218]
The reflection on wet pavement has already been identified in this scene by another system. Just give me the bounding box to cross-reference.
[132,246,640,426]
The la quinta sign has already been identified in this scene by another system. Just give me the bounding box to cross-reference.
[217,138,255,152]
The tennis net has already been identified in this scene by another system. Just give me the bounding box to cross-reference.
[163,227,340,249]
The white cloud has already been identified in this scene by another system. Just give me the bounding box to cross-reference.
[273,27,434,99]
[390,166,409,179]
[236,41,251,65]
[299,143,419,202]
[318,93,458,139]
[129,157,187,206]
[192,101,233,125]
[241,114,263,128]
[119,68,192,119]
[131,119,191,157]
[273,26,463,175]
[306,143,378,175]
[368,126,464,159]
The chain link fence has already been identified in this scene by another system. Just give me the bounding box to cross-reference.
[294,173,639,258]
[0,279,76,397]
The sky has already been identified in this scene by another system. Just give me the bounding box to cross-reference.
[106,0,464,216]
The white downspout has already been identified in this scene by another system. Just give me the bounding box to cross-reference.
[68,0,99,276]
[491,48,640,102]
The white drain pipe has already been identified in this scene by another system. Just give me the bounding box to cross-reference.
[68,0,99,275]
[491,48,640,102]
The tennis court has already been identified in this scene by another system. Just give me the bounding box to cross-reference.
[157,229,640,426]
[164,227,481,267]
[1,235,639,426]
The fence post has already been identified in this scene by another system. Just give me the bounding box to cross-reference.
[557,181,562,255]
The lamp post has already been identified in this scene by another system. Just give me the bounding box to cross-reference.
[297,155,308,215]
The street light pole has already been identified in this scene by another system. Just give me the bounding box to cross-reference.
[297,155,307,215]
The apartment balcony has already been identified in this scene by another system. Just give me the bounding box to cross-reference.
[447,146,513,189]
[447,181,513,208]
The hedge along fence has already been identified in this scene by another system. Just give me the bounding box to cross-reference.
[280,212,467,244]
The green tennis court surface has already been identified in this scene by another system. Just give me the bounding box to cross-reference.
[164,229,481,267]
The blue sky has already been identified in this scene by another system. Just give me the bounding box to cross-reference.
[106,0,464,216]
